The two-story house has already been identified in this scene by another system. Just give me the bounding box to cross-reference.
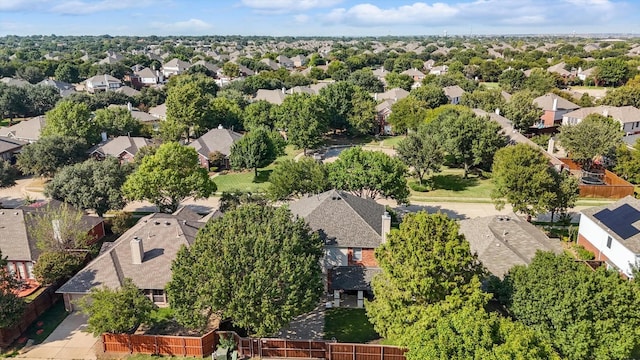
[289,190,390,308]
[577,196,640,278]
[533,93,580,128]
[161,58,191,78]
[85,74,122,93]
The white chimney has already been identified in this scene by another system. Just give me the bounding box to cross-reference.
[217,124,224,129]
[52,219,62,244]
[127,102,132,112]
[547,137,555,154]
[381,212,391,243]
[101,132,107,142]
[281,87,286,94]
[552,98,558,111]
[130,236,144,265]
[603,109,609,117]
[495,108,501,116]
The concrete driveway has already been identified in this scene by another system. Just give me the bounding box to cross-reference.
[17,312,99,360]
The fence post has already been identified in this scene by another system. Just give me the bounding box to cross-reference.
[353,344,356,360]
[102,334,106,353]
[309,340,311,358]
[327,342,331,360]
[380,346,384,360]
[128,334,133,354]
[154,335,159,355]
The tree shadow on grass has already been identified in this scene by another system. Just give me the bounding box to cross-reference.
[430,174,479,192]
[253,169,273,183]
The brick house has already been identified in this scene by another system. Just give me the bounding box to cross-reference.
[577,196,640,278]
[533,93,580,128]
[88,136,154,164]
[0,200,105,286]
[57,208,210,311]
[289,190,390,308]
[188,127,243,170]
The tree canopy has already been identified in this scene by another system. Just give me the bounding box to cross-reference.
[93,107,145,137]
[328,147,409,204]
[122,142,216,213]
[229,127,280,177]
[396,127,443,185]
[267,157,330,200]
[274,93,328,154]
[0,249,25,328]
[0,159,19,188]
[166,204,323,336]
[79,278,155,336]
[46,157,132,216]
[499,252,640,360]
[557,113,623,166]
[42,100,99,144]
[502,90,543,131]
[17,135,88,177]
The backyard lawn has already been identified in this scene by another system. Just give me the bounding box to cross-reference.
[409,167,495,202]
[1,301,69,356]
[324,308,379,343]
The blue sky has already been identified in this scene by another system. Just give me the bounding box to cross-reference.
[0,0,638,37]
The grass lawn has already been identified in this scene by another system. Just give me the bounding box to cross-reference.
[409,167,495,201]
[480,82,500,89]
[324,308,379,343]
[22,287,47,303]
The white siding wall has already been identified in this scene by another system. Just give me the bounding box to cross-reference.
[579,215,638,276]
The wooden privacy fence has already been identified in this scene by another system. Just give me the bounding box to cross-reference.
[0,286,59,349]
[103,330,407,359]
[558,158,634,199]
[102,331,218,357]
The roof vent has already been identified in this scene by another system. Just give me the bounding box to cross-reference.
[165,221,171,226]
[154,221,160,225]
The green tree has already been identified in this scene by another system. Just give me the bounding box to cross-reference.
[319,82,376,135]
[459,88,506,113]
[275,93,328,154]
[503,90,544,131]
[42,100,99,144]
[267,158,330,200]
[229,127,279,177]
[367,212,484,340]
[243,100,276,130]
[387,97,429,134]
[396,128,443,185]
[547,170,580,224]
[166,204,323,336]
[222,62,240,78]
[524,68,556,96]
[409,84,448,109]
[33,251,84,285]
[385,72,414,91]
[500,252,640,360]
[498,68,526,93]
[328,147,409,203]
[93,107,144,137]
[479,60,502,82]
[45,157,131,217]
[79,278,155,336]
[17,135,88,177]
[427,106,506,178]
[347,68,384,93]
[614,140,640,183]
[0,159,19,188]
[208,96,244,131]
[54,62,80,83]
[491,144,559,218]
[594,58,630,86]
[164,74,217,140]
[557,113,623,168]
[600,85,640,108]
[0,249,26,328]
[122,142,216,213]
[28,202,93,252]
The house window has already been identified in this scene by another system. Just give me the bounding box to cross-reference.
[606,236,613,249]
[353,248,362,262]
[16,262,26,280]
[152,289,165,303]
[26,262,34,280]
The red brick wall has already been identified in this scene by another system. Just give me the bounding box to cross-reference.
[578,233,610,263]
[88,222,106,245]
[347,248,378,267]
[541,110,556,127]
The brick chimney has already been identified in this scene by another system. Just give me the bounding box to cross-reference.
[381,212,391,243]
[130,236,144,264]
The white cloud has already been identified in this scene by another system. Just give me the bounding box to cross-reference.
[50,0,154,15]
[325,2,459,26]
[294,14,310,23]
[240,0,343,12]
[150,18,213,34]
[0,0,48,11]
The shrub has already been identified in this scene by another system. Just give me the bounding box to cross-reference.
[110,211,135,235]
[409,181,430,192]
[573,244,595,260]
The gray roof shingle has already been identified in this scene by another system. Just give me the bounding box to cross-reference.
[330,266,381,291]
[288,190,385,248]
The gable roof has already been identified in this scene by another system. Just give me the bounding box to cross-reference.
[533,93,580,111]
[288,190,385,248]
[0,116,45,142]
[89,136,153,158]
[188,128,243,157]
[459,215,563,278]
[563,105,640,125]
[135,67,158,79]
[254,89,286,105]
[375,88,409,102]
[57,210,205,294]
[442,85,465,99]
[115,86,140,97]
[0,209,32,261]
[86,74,122,85]
[581,196,640,253]
[163,58,191,69]
[0,136,26,154]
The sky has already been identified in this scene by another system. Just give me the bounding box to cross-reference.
[0,0,639,37]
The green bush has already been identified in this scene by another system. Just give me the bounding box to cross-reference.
[573,244,595,260]
[409,181,430,192]
[110,211,135,235]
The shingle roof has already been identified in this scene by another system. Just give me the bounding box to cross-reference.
[288,190,385,248]
[0,136,26,154]
[442,85,465,99]
[375,88,409,102]
[533,93,580,111]
[581,196,640,253]
[0,116,44,142]
[563,105,640,125]
[88,136,153,158]
[254,89,286,105]
[188,128,243,158]
[459,215,563,278]
[330,266,381,291]
[0,210,31,261]
[57,211,205,294]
